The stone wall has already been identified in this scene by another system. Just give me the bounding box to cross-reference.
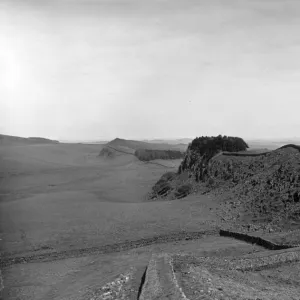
[219,229,298,250]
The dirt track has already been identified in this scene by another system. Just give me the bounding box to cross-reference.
[3,227,297,269]
[0,230,218,268]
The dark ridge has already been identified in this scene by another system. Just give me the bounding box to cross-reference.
[189,135,249,154]
[135,149,184,161]
[279,144,300,152]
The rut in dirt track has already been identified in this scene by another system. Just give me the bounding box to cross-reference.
[0,230,218,268]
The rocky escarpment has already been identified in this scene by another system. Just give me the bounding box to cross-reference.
[149,171,194,200]
[178,135,249,181]
[149,135,249,200]
[149,136,300,231]
[208,146,300,227]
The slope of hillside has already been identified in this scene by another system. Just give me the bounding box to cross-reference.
[143,138,193,145]
[107,138,187,152]
[99,145,136,159]
[0,134,59,146]
[207,145,300,230]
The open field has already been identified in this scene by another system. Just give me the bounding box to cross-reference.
[0,141,220,299]
[0,143,196,254]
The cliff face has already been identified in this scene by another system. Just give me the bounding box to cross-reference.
[178,135,249,182]
[149,135,249,200]
[149,137,300,229]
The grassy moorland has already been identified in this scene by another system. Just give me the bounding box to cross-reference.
[0,138,223,299]
[1,136,300,299]
[0,142,200,254]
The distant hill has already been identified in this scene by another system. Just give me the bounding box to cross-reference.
[59,140,108,144]
[142,138,193,145]
[246,138,300,150]
[0,134,59,146]
[99,145,136,159]
[106,138,187,152]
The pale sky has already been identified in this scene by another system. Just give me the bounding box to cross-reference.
[1,0,300,141]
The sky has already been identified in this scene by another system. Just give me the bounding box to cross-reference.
[1,0,300,141]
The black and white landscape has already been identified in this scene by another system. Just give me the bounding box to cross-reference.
[1,1,300,299]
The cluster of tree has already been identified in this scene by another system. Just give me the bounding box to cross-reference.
[189,135,248,158]
[135,149,184,161]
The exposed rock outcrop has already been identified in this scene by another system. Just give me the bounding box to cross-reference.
[149,135,249,200]
[149,136,300,231]
[207,147,300,225]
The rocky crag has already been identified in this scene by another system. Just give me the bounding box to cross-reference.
[208,145,300,230]
[149,135,249,200]
[149,136,300,232]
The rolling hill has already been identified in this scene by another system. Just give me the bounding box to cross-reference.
[106,138,188,152]
[0,134,59,146]
[100,138,186,164]
[142,138,193,145]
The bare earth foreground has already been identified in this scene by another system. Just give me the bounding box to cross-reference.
[0,142,299,299]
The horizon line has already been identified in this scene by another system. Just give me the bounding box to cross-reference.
[2,132,300,143]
